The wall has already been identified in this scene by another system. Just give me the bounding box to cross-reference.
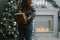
[54,0,60,7]
[0,0,8,15]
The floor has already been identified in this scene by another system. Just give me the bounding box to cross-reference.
[32,37,60,40]
[32,32,60,40]
[1,33,60,40]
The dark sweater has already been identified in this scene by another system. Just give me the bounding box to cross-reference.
[25,7,35,24]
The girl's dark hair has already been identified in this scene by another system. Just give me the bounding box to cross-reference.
[20,0,32,12]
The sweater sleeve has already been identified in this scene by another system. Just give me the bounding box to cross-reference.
[27,7,35,24]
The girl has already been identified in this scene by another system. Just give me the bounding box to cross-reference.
[18,0,35,40]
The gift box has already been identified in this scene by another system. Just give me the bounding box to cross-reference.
[13,13,27,24]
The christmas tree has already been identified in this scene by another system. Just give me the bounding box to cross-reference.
[0,0,20,40]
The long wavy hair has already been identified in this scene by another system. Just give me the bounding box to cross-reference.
[21,0,32,12]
